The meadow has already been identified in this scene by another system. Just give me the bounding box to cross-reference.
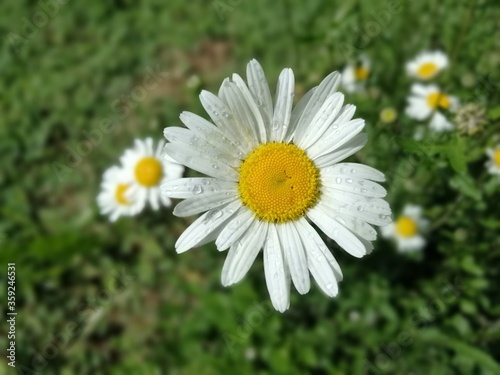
[0,0,499,374]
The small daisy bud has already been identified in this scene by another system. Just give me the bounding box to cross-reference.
[380,107,397,123]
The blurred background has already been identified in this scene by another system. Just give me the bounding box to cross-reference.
[1,0,500,374]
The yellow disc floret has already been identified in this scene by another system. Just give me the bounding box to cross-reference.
[354,66,369,81]
[115,183,130,205]
[494,149,500,167]
[426,92,451,110]
[238,143,320,223]
[135,157,163,187]
[395,216,418,238]
[417,62,438,80]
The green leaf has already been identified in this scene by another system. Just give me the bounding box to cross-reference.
[445,137,467,173]
[449,173,482,201]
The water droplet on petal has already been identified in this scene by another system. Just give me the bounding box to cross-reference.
[350,168,356,173]
[335,177,342,184]
[192,185,203,195]
[213,110,219,116]
[222,111,229,118]
[340,167,347,173]
[357,206,364,212]
[361,188,367,194]
[346,178,353,184]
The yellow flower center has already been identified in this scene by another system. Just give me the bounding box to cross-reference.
[238,143,320,223]
[134,157,163,187]
[380,107,397,123]
[354,66,369,80]
[115,183,130,205]
[494,149,500,167]
[426,92,451,110]
[417,62,438,80]
[395,216,418,238]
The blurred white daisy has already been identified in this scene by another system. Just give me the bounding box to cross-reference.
[406,51,448,80]
[97,166,144,221]
[162,59,392,312]
[486,146,500,175]
[341,57,370,93]
[381,204,429,252]
[405,83,459,132]
[120,138,184,210]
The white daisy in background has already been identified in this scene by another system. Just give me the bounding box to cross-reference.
[405,83,459,132]
[381,204,429,252]
[341,57,370,93]
[406,51,448,80]
[120,138,184,210]
[486,146,500,175]
[162,59,392,312]
[97,166,144,221]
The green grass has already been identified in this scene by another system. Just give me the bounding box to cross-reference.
[1,0,500,374]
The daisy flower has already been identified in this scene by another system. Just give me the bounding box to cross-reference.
[406,51,448,80]
[381,204,429,252]
[405,83,459,132]
[162,59,392,312]
[97,166,144,221]
[120,138,184,210]
[341,57,370,93]
[486,146,500,175]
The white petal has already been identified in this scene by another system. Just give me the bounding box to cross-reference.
[215,207,255,251]
[284,87,317,142]
[162,178,236,199]
[271,68,295,142]
[429,112,453,132]
[279,223,310,295]
[307,118,365,160]
[163,143,239,181]
[246,59,273,136]
[263,224,290,312]
[221,79,261,148]
[175,201,241,253]
[313,133,368,168]
[178,111,242,159]
[199,90,251,155]
[307,205,368,258]
[231,73,267,143]
[321,162,386,182]
[292,71,341,143]
[173,195,238,217]
[221,220,268,286]
[163,126,240,167]
[295,218,341,296]
[321,175,387,198]
[295,92,344,150]
[320,191,392,226]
